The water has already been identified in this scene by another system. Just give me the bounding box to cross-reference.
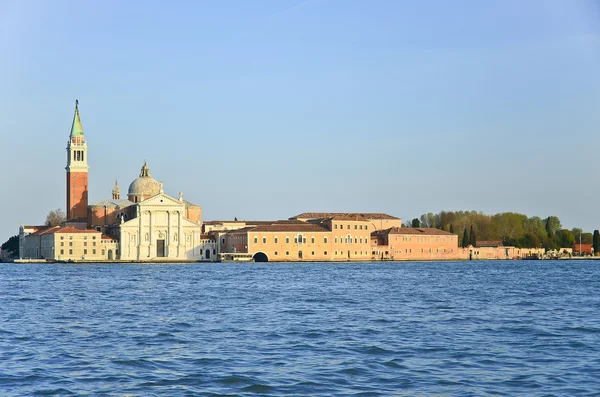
[1,261,599,396]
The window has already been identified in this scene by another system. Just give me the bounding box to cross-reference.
[69,249,73,254]
[92,236,96,240]
[354,251,357,255]
[213,249,216,254]
[69,242,73,247]
[311,251,315,255]
[60,242,64,247]
[84,242,87,246]
[84,236,88,240]
[60,249,64,255]
[354,225,357,230]
[334,224,338,229]
[360,225,363,230]
[286,251,289,256]
[354,238,357,243]
[324,251,328,255]
[262,237,266,244]
[335,251,338,255]
[347,225,350,230]
[84,249,87,255]
[102,249,105,255]
[274,251,278,256]
[254,237,258,244]
[60,236,64,240]
[222,238,225,244]
[69,236,73,240]
[324,237,328,243]
[311,237,315,244]
[93,249,96,255]
[365,226,368,230]
[274,237,278,244]
[294,237,298,244]
[303,237,306,243]
[93,242,96,246]
[285,237,290,244]
[335,237,338,244]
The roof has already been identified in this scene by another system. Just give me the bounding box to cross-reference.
[31,226,61,236]
[476,240,503,247]
[377,227,454,236]
[53,227,99,234]
[291,212,400,220]
[203,220,274,225]
[90,198,135,207]
[70,100,84,137]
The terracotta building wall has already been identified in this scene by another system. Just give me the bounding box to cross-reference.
[67,171,88,220]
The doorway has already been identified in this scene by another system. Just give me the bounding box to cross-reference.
[157,239,165,257]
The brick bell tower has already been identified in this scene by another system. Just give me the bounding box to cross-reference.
[65,100,89,220]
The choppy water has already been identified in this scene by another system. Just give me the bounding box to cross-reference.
[1,261,600,396]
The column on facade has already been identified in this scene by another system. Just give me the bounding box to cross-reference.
[148,210,153,258]
[137,211,143,260]
[178,211,183,258]
[167,211,172,258]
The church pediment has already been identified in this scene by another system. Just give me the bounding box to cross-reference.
[139,193,185,208]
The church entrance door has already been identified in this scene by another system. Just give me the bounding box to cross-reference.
[157,240,166,257]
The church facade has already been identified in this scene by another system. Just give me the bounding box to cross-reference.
[19,101,216,262]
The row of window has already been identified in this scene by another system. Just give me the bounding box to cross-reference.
[254,236,330,245]
[253,235,374,245]
[334,224,368,230]
[60,235,97,240]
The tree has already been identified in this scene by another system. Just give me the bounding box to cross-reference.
[462,228,469,248]
[555,229,575,248]
[1,235,19,258]
[45,209,66,227]
[545,216,562,237]
[449,224,454,234]
[593,230,600,256]
[411,218,421,228]
[469,224,476,247]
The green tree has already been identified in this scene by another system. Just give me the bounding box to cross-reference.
[411,218,421,228]
[1,235,19,258]
[469,224,476,247]
[449,224,454,234]
[593,230,600,255]
[545,216,562,237]
[462,228,469,248]
[556,229,575,248]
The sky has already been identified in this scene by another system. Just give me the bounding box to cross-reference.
[0,0,599,242]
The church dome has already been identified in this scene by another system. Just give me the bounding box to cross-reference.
[128,161,161,198]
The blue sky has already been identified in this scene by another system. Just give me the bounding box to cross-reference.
[1,0,599,241]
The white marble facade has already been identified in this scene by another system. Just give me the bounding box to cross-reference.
[119,193,211,261]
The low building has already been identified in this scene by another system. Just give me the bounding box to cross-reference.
[19,226,118,261]
[371,227,459,260]
[572,243,593,256]
[290,212,401,231]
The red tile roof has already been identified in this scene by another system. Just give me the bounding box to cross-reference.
[291,212,400,220]
[53,227,99,234]
[384,227,454,236]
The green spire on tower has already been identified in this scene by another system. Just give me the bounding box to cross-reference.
[70,99,84,137]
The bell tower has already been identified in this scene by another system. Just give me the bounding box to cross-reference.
[65,100,89,220]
